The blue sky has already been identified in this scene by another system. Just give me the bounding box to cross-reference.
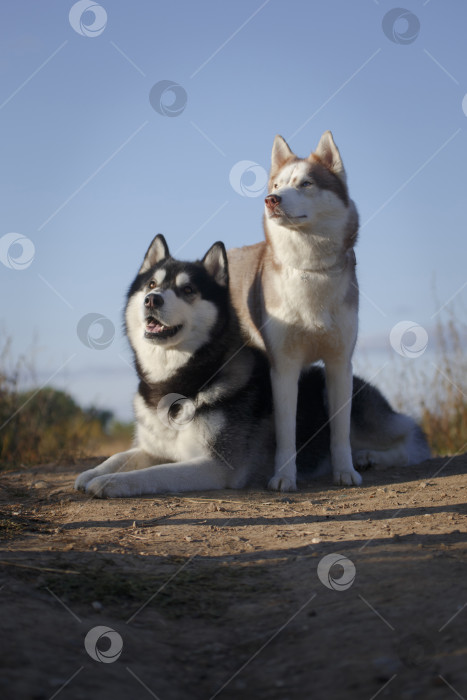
[1,0,466,420]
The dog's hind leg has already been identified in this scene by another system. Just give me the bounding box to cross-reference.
[352,416,431,471]
[350,383,431,470]
[268,363,301,492]
[354,444,409,471]
[325,360,362,486]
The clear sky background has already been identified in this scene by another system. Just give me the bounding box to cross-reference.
[1,0,466,420]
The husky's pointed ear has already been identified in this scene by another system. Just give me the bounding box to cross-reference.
[202,242,228,287]
[139,234,170,274]
[271,135,294,171]
[313,131,346,182]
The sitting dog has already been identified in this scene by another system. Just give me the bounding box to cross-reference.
[74,235,430,498]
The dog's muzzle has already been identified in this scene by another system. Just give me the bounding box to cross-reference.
[143,293,182,340]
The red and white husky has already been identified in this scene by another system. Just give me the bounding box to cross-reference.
[228,131,364,491]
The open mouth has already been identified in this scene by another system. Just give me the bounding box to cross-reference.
[144,317,182,340]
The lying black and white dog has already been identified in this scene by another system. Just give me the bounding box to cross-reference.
[74,235,430,498]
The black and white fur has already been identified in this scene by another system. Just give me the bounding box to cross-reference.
[74,235,430,498]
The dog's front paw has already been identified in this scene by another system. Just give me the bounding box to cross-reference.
[268,475,297,492]
[333,467,362,487]
[75,469,99,492]
[85,475,131,499]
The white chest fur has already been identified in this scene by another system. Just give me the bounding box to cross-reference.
[133,394,224,463]
[263,260,358,364]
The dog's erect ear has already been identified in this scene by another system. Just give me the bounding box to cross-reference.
[139,234,170,274]
[271,135,294,171]
[313,131,346,182]
[202,242,228,287]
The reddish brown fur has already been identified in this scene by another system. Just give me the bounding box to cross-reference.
[307,154,349,206]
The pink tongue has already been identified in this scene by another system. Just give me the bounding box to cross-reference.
[147,322,165,332]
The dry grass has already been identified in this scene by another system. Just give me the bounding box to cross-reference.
[418,314,467,456]
[0,338,132,469]
[388,305,467,457]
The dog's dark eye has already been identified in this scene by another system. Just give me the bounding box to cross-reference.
[183,285,194,296]
[273,183,279,189]
[148,280,156,289]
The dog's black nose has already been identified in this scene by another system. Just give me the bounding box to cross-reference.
[144,293,164,309]
[265,194,281,209]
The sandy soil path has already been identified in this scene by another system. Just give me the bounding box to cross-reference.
[1,454,466,700]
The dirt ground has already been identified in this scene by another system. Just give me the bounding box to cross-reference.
[0,454,466,700]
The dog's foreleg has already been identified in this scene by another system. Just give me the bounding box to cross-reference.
[74,448,154,491]
[268,364,301,492]
[84,457,232,498]
[325,361,362,486]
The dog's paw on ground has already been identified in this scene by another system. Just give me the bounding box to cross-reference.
[74,469,99,492]
[85,475,128,498]
[267,475,297,492]
[333,467,363,486]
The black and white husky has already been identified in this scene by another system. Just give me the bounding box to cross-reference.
[74,235,430,498]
